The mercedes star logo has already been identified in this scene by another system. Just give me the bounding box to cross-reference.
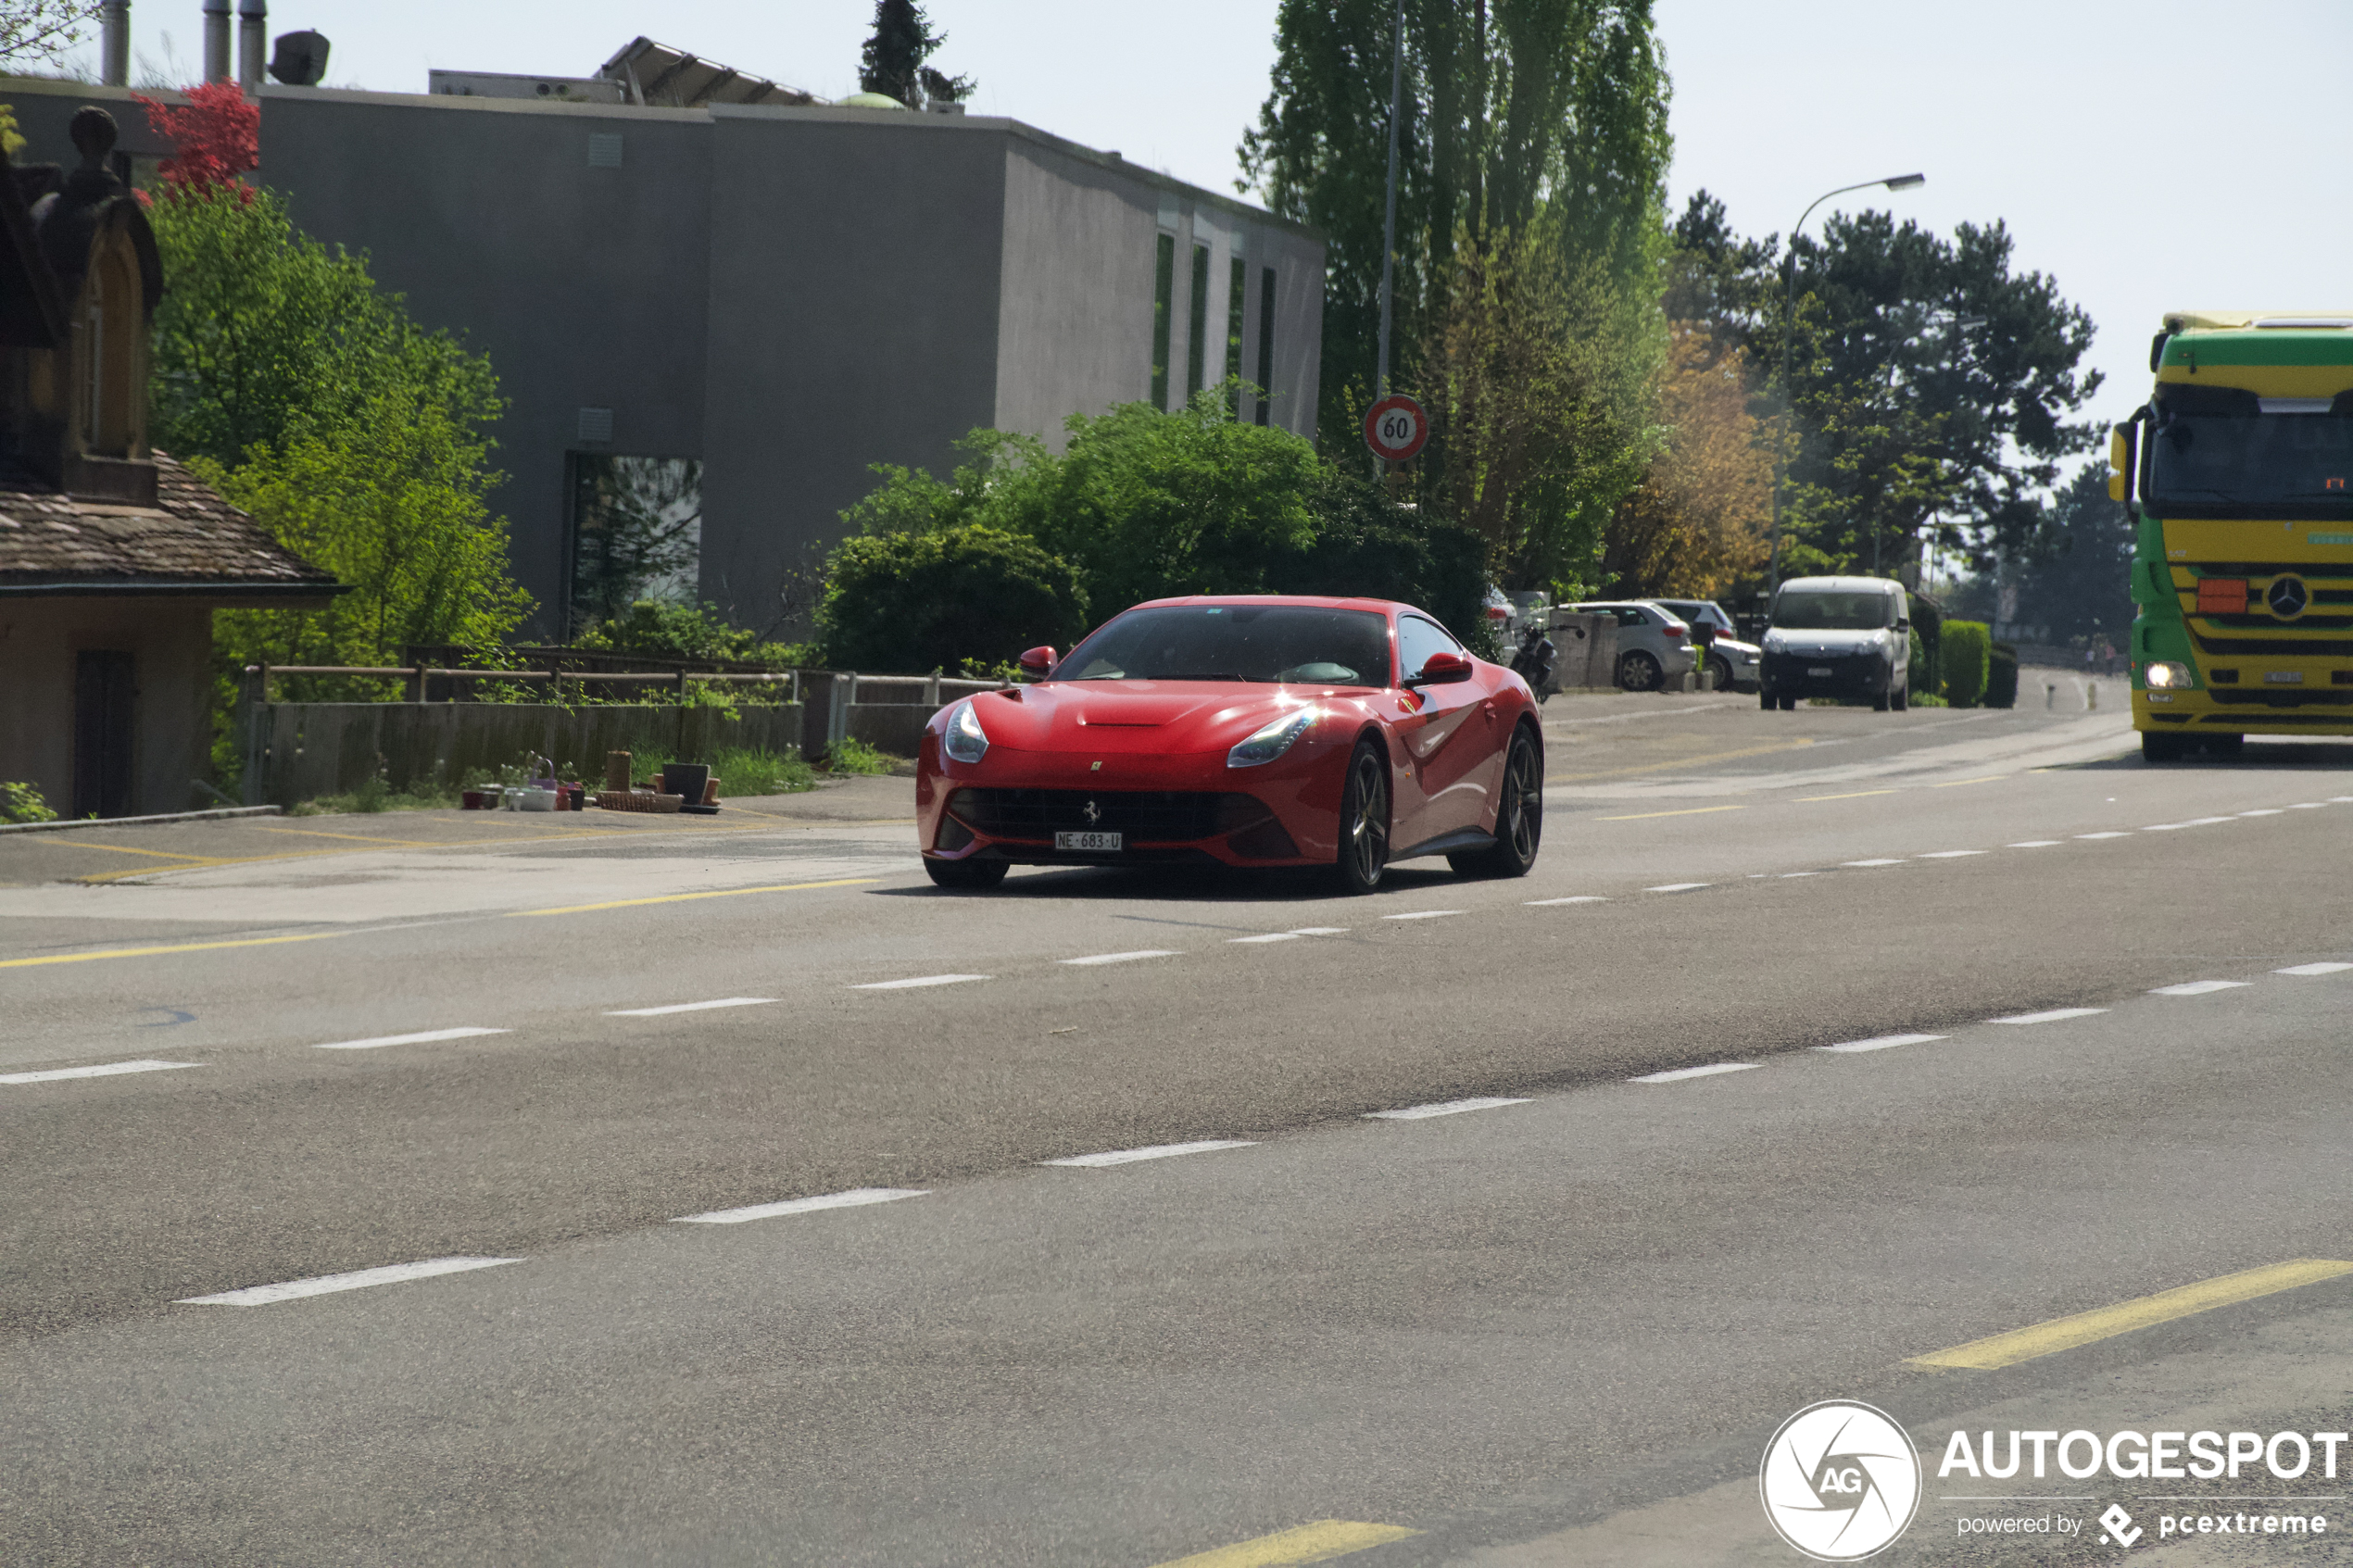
[2269,575,2310,619]
[1081,798,1101,825]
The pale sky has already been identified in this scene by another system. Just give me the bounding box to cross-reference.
[74,0,2353,449]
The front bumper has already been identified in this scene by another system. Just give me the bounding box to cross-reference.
[1759,650,1894,699]
[2135,674,2353,734]
[915,734,1346,868]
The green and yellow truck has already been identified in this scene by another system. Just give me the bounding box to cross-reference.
[2116,311,2353,760]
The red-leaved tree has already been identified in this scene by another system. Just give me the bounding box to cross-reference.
[134,82,258,200]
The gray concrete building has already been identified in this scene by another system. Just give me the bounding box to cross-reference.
[5,74,1326,641]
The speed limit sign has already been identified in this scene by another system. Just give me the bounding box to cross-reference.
[1363,394,1429,463]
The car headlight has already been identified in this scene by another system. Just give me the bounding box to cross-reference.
[942,697,989,763]
[1227,707,1318,769]
[2144,660,2193,690]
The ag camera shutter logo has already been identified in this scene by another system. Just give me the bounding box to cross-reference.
[1760,1400,1923,1561]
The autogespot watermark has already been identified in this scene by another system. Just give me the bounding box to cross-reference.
[1760,1401,1923,1562]
[1764,1407,2343,1557]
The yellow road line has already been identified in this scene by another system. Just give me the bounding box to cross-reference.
[257,826,456,847]
[1931,774,2006,788]
[507,877,879,917]
[1799,789,1897,802]
[1149,1521,1422,1568]
[1599,804,1746,822]
[1907,1259,2353,1370]
[0,930,352,970]
[1549,737,1816,784]
[49,841,220,861]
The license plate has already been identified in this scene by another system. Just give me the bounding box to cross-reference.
[1807,666,1834,677]
[1055,831,1123,852]
[2264,671,2304,684]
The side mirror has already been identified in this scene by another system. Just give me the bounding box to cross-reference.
[1894,617,1910,633]
[2108,425,2132,504]
[1405,650,1474,686]
[1017,646,1056,679]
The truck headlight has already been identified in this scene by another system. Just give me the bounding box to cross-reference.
[942,698,989,763]
[1227,708,1318,768]
[2144,661,2193,690]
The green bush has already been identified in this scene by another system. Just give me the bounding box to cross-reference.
[821,524,1089,673]
[3,781,58,823]
[1943,621,1992,708]
[1906,625,1931,698]
[1986,642,2019,709]
[576,600,793,667]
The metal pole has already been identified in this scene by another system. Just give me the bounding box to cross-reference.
[1373,0,1404,401]
[99,1,129,86]
[203,0,231,82]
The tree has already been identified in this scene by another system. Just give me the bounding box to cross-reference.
[1240,1,1671,452]
[569,457,702,632]
[0,0,101,70]
[1995,460,2135,644]
[1601,322,1771,596]
[132,82,257,197]
[859,0,971,109]
[1663,190,2103,577]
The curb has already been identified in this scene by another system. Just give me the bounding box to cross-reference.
[0,805,283,836]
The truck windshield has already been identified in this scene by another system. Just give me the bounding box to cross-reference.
[1060,605,1391,685]
[1772,592,1893,631]
[2146,395,2353,515]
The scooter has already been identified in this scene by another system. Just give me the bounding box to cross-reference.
[1510,621,1557,703]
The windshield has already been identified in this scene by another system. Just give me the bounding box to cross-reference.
[1059,604,1391,685]
[1772,591,1894,631]
[2147,396,2353,515]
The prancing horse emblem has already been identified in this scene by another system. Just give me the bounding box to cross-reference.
[1082,798,1101,825]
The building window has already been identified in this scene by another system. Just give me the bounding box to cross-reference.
[1185,242,1210,402]
[1255,267,1277,427]
[1226,255,1247,416]
[1151,233,1174,411]
[569,455,702,635]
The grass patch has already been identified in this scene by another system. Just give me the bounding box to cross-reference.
[823,737,897,776]
[290,778,462,816]
[637,746,819,797]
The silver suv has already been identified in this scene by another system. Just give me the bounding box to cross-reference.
[1654,598,1762,695]
[1570,601,1697,691]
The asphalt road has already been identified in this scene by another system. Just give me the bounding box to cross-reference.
[3,687,2349,1565]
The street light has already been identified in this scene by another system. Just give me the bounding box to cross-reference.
[1768,172,1926,596]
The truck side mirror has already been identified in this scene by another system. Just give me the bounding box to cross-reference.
[2108,426,2133,504]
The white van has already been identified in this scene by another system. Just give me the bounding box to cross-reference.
[1757,576,1911,711]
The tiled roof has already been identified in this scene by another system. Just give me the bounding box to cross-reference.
[0,452,339,593]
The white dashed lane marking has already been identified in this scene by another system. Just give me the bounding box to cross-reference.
[1365,1097,1531,1121]
[1043,1139,1256,1168]
[1815,1034,1946,1054]
[850,974,992,990]
[1060,950,1180,966]
[313,1027,509,1051]
[0,1059,200,1085]
[177,1256,520,1306]
[1383,909,1465,921]
[2277,962,2353,976]
[2288,802,2328,809]
[1990,1007,2109,1025]
[1843,859,1905,867]
[673,1187,927,1224]
[607,997,776,1017]
[2151,980,2251,997]
[1644,883,1710,894]
[2238,809,2285,817]
[2075,832,2132,840]
[1526,896,1606,906]
[1917,850,1987,859]
[1631,1062,1756,1084]
[1229,927,1348,944]
[2007,841,2061,848]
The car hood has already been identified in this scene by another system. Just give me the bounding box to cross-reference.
[954,681,1365,754]
[1709,636,1762,658]
[1763,628,1892,657]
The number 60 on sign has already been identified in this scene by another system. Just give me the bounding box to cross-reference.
[1363,394,1428,463]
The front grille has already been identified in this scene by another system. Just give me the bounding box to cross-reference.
[2193,631,2353,657]
[2204,689,2353,708]
[950,788,1260,843]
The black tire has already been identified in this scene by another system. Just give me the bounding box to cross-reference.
[1759,688,1777,711]
[1777,695,1796,711]
[1332,740,1390,894]
[2141,731,2190,763]
[1618,649,1663,692]
[2205,733,2245,758]
[1872,683,1892,712]
[1893,684,1909,711]
[1450,727,1542,880]
[924,856,1009,890]
[1707,656,1733,694]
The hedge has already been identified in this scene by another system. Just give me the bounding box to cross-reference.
[1943,621,1993,708]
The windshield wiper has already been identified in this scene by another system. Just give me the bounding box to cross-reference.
[1151,671,1257,682]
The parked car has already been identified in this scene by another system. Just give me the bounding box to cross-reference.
[1757,575,1912,711]
[1569,600,1697,691]
[919,596,1545,893]
[1654,597,1762,695]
